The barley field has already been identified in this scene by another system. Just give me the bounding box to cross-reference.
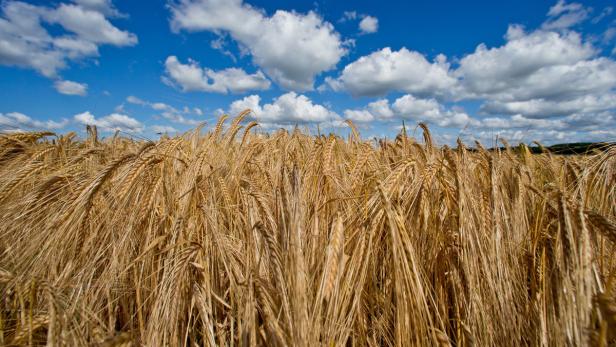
[0,114,614,346]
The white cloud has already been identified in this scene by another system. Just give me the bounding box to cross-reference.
[480,114,567,130]
[394,95,477,127]
[359,16,378,34]
[480,94,616,118]
[52,36,99,58]
[455,27,607,101]
[126,96,173,111]
[542,0,590,30]
[561,111,614,130]
[454,21,616,139]
[160,112,201,126]
[126,95,146,105]
[339,11,378,34]
[329,8,616,138]
[151,102,173,111]
[229,92,340,123]
[471,126,616,146]
[0,0,136,78]
[331,15,616,120]
[603,27,616,45]
[474,129,570,145]
[343,99,396,122]
[0,112,68,132]
[74,111,143,132]
[0,2,65,77]
[163,55,270,93]
[344,94,478,128]
[210,35,237,62]
[328,47,456,97]
[225,97,255,115]
[592,6,613,24]
[54,79,88,96]
[43,4,136,46]
[367,99,395,119]
[114,103,125,113]
[169,0,347,91]
[344,109,375,122]
[151,125,178,133]
[340,11,357,22]
[585,128,616,141]
[125,95,202,126]
[477,109,615,135]
[72,0,125,18]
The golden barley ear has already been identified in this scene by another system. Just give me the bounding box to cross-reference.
[418,122,433,150]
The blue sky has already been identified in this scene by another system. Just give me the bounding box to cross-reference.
[1,0,615,144]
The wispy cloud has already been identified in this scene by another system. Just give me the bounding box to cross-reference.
[126,95,202,126]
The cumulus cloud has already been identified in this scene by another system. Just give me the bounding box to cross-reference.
[163,56,270,93]
[344,99,396,122]
[328,1,616,142]
[454,21,616,138]
[0,112,69,132]
[344,95,477,128]
[0,0,136,78]
[54,79,88,96]
[327,47,456,97]
[359,16,378,34]
[455,27,608,101]
[169,0,347,91]
[331,17,616,105]
[74,111,143,132]
[365,99,395,119]
[229,92,340,124]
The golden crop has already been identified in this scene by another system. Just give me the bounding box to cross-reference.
[0,114,614,346]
